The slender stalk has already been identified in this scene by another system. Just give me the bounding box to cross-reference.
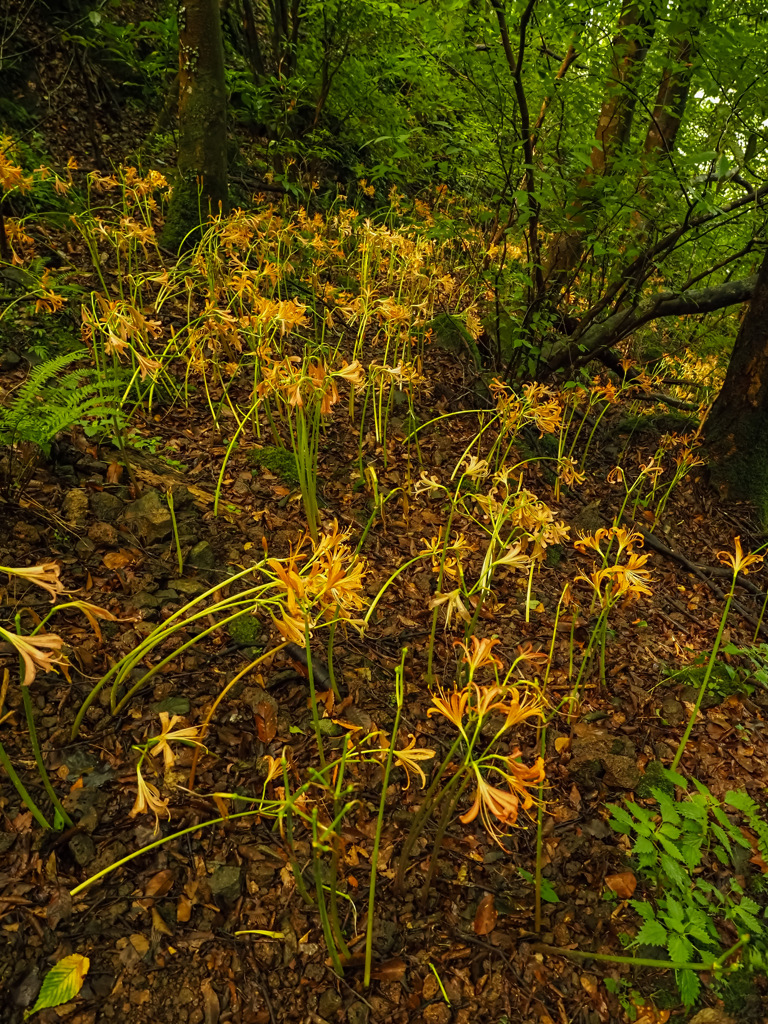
[0,739,51,830]
[21,686,73,828]
[533,934,749,972]
[304,617,325,768]
[312,813,344,976]
[166,488,184,575]
[418,773,470,908]
[672,578,736,770]
[365,649,406,987]
[533,721,547,932]
[394,744,466,893]
[71,808,270,895]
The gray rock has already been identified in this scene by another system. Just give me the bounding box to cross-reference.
[61,488,89,526]
[346,1002,369,1024]
[209,864,242,902]
[90,491,124,522]
[188,540,215,569]
[570,725,640,790]
[318,990,343,1018]
[75,537,97,557]
[129,591,162,610]
[570,501,604,537]
[168,578,206,595]
[120,489,172,544]
[88,521,119,548]
[68,832,96,867]
[13,969,39,1009]
[660,697,685,726]
[1,349,22,370]
[240,686,278,718]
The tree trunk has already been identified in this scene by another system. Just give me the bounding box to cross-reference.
[545,0,657,285]
[161,0,228,250]
[632,0,708,230]
[704,249,768,515]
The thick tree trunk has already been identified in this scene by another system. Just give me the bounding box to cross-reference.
[704,250,768,515]
[642,0,706,160]
[546,0,657,285]
[161,0,228,250]
[632,0,708,232]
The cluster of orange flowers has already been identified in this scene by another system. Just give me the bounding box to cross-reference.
[266,521,367,644]
[81,296,163,380]
[257,357,365,414]
[428,637,545,845]
[489,379,562,437]
[573,526,654,604]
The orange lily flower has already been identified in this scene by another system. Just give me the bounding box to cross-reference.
[718,536,764,576]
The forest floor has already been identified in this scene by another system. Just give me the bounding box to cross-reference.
[2,36,768,1024]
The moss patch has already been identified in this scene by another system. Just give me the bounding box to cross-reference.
[228,613,264,650]
[248,446,300,486]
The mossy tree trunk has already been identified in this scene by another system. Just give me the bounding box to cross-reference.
[545,0,658,288]
[704,249,768,516]
[161,0,228,250]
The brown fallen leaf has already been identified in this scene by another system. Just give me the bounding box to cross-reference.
[473,892,498,935]
[151,905,173,936]
[605,870,637,899]
[372,957,407,981]
[255,698,277,742]
[103,549,135,569]
[135,868,176,909]
[129,932,150,956]
[201,980,220,1024]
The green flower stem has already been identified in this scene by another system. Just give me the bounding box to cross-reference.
[672,577,736,771]
[21,686,73,828]
[534,721,547,933]
[533,934,749,972]
[426,478,466,681]
[0,738,51,830]
[72,565,265,737]
[312,813,344,976]
[304,617,325,769]
[70,808,271,895]
[365,649,406,987]
[112,604,271,714]
[363,551,433,626]
[418,772,470,908]
[166,487,184,575]
[394,745,467,893]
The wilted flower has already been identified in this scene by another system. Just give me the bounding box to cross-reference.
[428,588,472,629]
[414,472,443,498]
[463,455,490,481]
[460,751,544,845]
[0,627,69,685]
[1,562,64,601]
[493,541,531,571]
[66,599,132,641]
[147,712,205,768]
[557,456,586,487]
[130,762,170,832]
